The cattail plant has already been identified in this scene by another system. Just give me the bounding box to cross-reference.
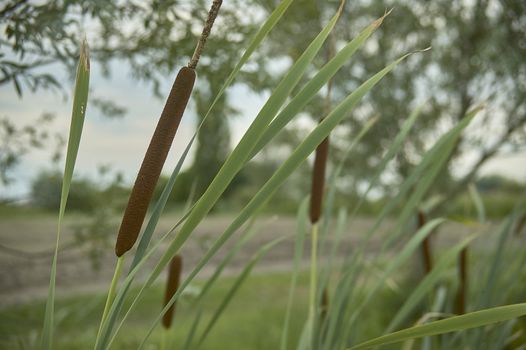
[115,0,223,258]
[96,0,223,342]
[161,255,183,349]
[455,248,468,314]
[309,33,335,337]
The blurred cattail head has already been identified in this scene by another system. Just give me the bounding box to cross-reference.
[310,137,330,224]
[162,255,184,329]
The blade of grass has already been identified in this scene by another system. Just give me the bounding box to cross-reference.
[193,217,260,303]
[40,38,90,350]
[347,303,526,350]
[468,182,485,224]
[281,197,309,350]
[192,236,288,349]
[181,309,203,350]
[347,218,446,328]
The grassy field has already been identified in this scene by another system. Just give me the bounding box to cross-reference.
[0,271,312,349]
[1,267,419,350]
[1,210,524,349]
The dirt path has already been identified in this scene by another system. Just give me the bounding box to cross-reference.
[0,213,480,306]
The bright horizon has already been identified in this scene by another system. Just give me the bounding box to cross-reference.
[1,57,525,199]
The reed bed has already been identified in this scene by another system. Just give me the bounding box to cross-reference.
[33,1,526,349]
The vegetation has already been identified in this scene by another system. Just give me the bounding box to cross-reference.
[1,0,526,350]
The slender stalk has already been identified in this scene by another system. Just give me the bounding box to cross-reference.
[95,255,124,345]
[160,328,169,350]
[188,0,223,69]
[309,222,319,319]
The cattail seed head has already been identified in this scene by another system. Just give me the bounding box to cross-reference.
[115,67,196,257]
[162,255,183,329]
[310,137,330,224]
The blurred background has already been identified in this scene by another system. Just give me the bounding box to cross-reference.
[1,0,525,348]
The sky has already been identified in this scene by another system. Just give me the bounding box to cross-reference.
[1,53,525,199]
[0,59,265,198]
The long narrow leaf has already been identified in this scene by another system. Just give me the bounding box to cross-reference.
[40,39,90,350]
[347,303,526,350]
[281,197,309,350]
[249,11,390,160]
[192,236,287,349]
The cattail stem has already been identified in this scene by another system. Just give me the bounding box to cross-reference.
[455,247,468,314]
[417,210,433,274]
[95,255,124,345]
[308,223,319,322]
[188,0,223,69]
[320,287,329,322]
[160,328,168,350]
[162,255,183,329]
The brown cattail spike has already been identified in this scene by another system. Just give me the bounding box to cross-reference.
[162,255,183,329]
[417,210,433,274]
[188,0,223,69]
[309,34,334,224]
[320,287,329,322]
[455,248,468,314]
[115,67,196,257]
[310,137,330,223]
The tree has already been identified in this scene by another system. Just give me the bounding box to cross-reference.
[258,0,526,203]
[30,170,99,211]
[0,113,63,187]
[0,0,272,194]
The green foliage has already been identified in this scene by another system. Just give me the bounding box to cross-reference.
[40,38,90,350]
[260,0,526,202]
[476,175,525,194]
[0,114,62,187]
[31,170,98,212]
[2,2,525,350]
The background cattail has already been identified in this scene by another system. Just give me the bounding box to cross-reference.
[310,137,330,224]
[417,210,433,274]
[309,35,335,338]
[455,248,468,314]
[115,67,196,257]
[162,255,183,329]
